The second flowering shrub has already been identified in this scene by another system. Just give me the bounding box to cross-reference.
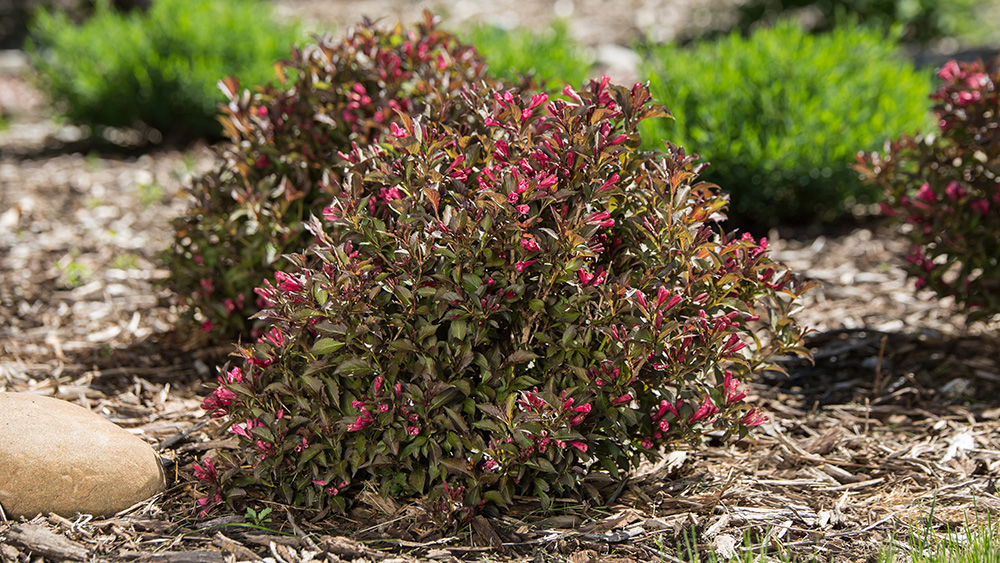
[166,13,504,341]
[860,58,1000,320]
[196,78,811,520]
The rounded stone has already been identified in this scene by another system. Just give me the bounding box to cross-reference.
[0,392,167,519]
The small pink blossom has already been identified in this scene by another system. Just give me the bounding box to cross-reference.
[514,259,536,272]
[585,210,615,228]
[520,238,540,252]
[741,408,768,427]
[516,204,530,214]
[938,60,960,82]
[507,192,519,204]
[957,90,982,105]
[192,458,218,483]
[945,181,965,201]
[224,366,242,383]
[407,426,420,436]
[723,370,747,404]
[971,198,990,215]
[568,441,588,453]
[688,394,719,423]
[390,122,408,138]
[611,393,632,405]
[274,271,304,292]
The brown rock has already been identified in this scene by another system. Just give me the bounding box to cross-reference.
[0,392,166,518]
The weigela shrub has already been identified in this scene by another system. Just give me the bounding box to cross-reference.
[860,59,1000,320]
[196,77,811,519]
[26,0,300,141]
[639,19,933,228]
[166,13,504,340]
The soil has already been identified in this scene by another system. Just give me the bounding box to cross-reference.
[3,4,1000,562]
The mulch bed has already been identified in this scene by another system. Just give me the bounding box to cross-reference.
[3,7,1000,561]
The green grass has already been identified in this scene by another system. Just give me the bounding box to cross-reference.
[882,514,1000,563]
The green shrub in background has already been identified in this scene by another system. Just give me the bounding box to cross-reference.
[26,0,300,141]
[723,0,990,47]
[639,20,934,229]
[460,20,593,89]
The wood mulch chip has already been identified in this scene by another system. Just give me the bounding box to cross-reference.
[3,4,1000,561]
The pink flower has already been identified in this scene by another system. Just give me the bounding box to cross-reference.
[262,327,285,347]
[347,413,374,432]
[568,441,588,453]
[224,366,242,383]
[390,122,408,138]
[528,92,548,109]
[192,458,218,483]
[611,393,632,405]
[585,210,615,228]
[916,183,935,203]
[407,426,420,436]
[200,320,214,332]
[971,198,990,215]
[507,192,519,204]
[516,204,530,214]
[537,174,558,191]
[938,60,960,82]
[230,418,261,439]
[274,271,304,292]
[957,90,982,105]
[723,370,747,404]
[520,238,540,252]
[945,181,965,201]
[741,408,768,427]
[578,268,595,285]
[642,438,654,449]
[688,395,719,423]
[255,154,270,169]
[380,186,403,201]
[514,259,536,272]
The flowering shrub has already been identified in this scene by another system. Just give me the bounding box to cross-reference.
[166,12,504,340]
[195,76,811,519]
[860,59,1000,320]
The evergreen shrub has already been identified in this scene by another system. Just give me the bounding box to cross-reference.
[639,20,933,228]
[26,0,300,140]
